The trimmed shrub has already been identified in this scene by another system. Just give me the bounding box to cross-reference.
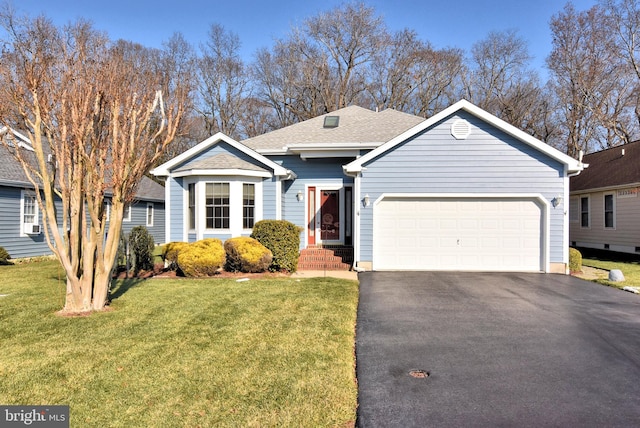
[569,247,582,273]
[224,237,273,273]
[163,241,189,269]
[177,239,226,277]
[0,246,11,263]
[129,226,155,273]
[251,220,302,272]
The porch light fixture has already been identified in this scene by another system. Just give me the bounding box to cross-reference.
[552,195,563,208]
[297,190,304,202]
[363,194,370,207]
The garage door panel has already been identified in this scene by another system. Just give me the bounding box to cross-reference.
[373,197,544,272]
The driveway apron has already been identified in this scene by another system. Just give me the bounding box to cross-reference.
[355,271,640,427]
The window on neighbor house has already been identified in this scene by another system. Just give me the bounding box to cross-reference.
[21,191,39,234]
[243,183,255,229]
[206,183,230,229]
[123,204,132,222]
[147,203,154,227]
[580,196,589,228]
[104,200,111,222]
[188,183,196,230]
[604,194,615,228]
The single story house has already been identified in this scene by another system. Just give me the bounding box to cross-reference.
[152,100,584,273]
[0,128,165,259]
[570,140,640,255]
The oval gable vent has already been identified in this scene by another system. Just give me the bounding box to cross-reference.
[451,119,471,140]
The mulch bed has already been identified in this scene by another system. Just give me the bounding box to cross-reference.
[113,263,289,280]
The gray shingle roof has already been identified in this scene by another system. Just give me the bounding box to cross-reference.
[242,106,425,151]
[571,140,640,192]
[174,153,268,173]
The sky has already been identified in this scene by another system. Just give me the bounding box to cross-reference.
[12,0,598,78]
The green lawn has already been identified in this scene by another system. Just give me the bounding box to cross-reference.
[0,260,359,427]
[582,257,640,289]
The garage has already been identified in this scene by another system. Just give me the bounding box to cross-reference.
[372,195,547,272]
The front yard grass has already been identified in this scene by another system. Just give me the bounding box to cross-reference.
[0,260,359,427]
[582,257,640,289]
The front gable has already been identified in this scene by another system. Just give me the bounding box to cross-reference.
[151,132,290,178]
[345,100,582,175]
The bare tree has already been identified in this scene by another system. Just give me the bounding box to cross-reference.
[548,3,633,155]
[600,0,640,138]
[0,11,192,313]
[197,24,249,139]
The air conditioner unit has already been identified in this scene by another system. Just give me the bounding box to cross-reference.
[24,224,41,235]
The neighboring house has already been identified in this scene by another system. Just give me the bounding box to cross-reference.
[152,100,584,273]
[0,129,165,259]
[570,140,640,255]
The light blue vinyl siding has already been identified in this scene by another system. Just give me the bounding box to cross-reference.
[172,141,265,170]
[272,156,355,248]
[262,177,278,220]
[121,201,165,244]
[359,112,566,264]
[0,186,49,258]
[168,176,185,242]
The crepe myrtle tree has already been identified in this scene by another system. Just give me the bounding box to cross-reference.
[0,9,193,313]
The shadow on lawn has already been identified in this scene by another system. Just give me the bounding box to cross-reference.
[109,278,146,301]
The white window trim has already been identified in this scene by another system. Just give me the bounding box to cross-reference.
[146,203,154,227]
[20,190,39,237]
[105,200,111,222]
[205,182,231,231]
[604,193,616,229]
[123,204,132,222]
[580,195,590,229]
[186,176,263,240]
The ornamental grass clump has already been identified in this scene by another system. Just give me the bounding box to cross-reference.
[177,239,226,277]
[224,237,273,273]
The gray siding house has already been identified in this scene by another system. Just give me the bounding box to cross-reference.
[570,140,640,255]
[153,100,584,273]
[0,129,165,259]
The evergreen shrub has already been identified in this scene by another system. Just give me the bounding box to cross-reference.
[569,247,582,273]
[177,238,226,277]
[0,246,11,263]
[251,220,302,272]
[129,226,155,273]
[224,237,273,273]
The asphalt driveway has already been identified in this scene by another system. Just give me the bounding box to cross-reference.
[355,272,640,427]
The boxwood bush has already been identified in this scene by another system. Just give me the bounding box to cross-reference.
[177,239,226,277]
[251,220,302,272]
[569,247,582,273]
[224,237,273,273]
[0,246,11,263]
[163,241,190,270]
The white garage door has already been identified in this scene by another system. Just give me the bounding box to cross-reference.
[373,196,545,271]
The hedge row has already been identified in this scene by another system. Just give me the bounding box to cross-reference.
[163,220,301,277]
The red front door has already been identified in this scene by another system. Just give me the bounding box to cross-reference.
[320,190,340,241]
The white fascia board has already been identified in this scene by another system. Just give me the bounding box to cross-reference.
[151,132,289,177]
[1,126,34,151]
[344,99,585,174]
[172,169,272,178]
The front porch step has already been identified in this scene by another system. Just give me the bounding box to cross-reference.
[298,246,354,271]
